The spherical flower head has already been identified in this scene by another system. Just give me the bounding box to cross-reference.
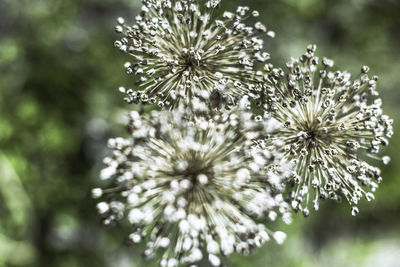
[93,97,292,266]
[258,45,393,216]
[114,0,273,109]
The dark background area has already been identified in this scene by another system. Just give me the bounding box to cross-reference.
[0,0,399,266]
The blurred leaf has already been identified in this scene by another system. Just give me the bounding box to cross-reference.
[0,153,32,231]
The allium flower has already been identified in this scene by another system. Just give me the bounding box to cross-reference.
[114,0,273,108]
[93,97,292,266]
[257,45,393,216]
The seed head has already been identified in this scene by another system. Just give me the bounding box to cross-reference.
[257,45,393,215]
[115,0,272,108]
[94,97,292,266]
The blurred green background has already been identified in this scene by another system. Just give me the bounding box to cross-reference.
[0,0,399,266]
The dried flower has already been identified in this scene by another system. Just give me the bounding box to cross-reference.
[257,45,393,216]
[115,0,273,108]
[93,97,292,266]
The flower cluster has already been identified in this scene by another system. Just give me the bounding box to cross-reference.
[93,98,292,266]
[115,0,273,108]
[93,0,393,265]
[256,45,393,216]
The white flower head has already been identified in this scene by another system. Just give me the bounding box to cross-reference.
[93,98,292,265]
[115,0,272,108]
[257,45,393,216]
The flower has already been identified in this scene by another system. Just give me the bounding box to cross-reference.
[93,97,292,266]
[114,0,273,108]
[257,45,393,216]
